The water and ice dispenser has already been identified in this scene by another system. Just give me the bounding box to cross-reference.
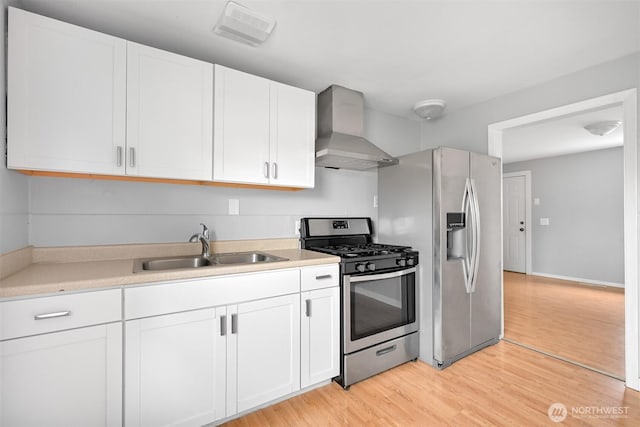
[446,212,466,260]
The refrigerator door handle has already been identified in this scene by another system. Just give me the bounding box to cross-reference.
[469,178,481,293]
[462,178,473,293]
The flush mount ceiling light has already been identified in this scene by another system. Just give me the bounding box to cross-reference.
[583,120,621,136]
[413,99,446,120]
[213,1,276,46]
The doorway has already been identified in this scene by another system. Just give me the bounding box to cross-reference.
[487,89,639,390]
[502,171,531,274]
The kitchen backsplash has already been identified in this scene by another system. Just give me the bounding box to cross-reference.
[25,167,378,247]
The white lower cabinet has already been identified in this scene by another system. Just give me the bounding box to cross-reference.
[123,268,306,425]
[301,286,340,388]
[0,323,123,427]
[0,264,339,427]
[229,294,301,415]
[125,308,226,427]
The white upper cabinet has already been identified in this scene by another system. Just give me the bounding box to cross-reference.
[270,82,316,188]
[8,9,213,181]
[213,65,271,185]
[126,42,213,180]
[8,8,313,188]
[8,7,127,175]
[214,65,316,188]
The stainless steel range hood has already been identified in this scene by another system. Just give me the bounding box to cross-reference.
[316,85,398,170]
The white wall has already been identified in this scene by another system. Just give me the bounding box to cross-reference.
[504,148,624,285]
[421,53,640,154]
[0,0,29,254]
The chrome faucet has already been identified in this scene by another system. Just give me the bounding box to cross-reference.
[189,223,211,258]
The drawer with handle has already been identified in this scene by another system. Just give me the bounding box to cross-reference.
[300,264,339,291]
[0,289,122,340]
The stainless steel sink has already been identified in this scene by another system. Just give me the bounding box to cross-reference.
[133,251,288,272]
[134,255,211,272]
[209,251,287,265]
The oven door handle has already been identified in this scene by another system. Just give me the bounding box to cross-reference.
[346,266,416,283]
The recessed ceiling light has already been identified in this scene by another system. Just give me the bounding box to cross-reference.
[413,99,446,120]
[583,120,621,136]
[213,1,277,47]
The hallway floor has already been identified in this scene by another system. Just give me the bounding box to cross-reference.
[504,271,625,378]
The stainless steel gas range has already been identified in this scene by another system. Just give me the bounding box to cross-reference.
[300,217,419,389]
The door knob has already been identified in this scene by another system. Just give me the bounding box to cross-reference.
[519,228,525,231]
[520,221,524,225]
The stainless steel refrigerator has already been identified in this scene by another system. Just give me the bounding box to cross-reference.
[378,147,501,368]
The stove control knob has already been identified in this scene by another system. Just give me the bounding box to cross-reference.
[406,258,415,266]
[366,262,376,271]
[397,258,407,267]
[356,263,366,273]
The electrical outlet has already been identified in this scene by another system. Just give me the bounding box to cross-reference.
[294,220,301,236]
[228,199,239,215]
[540,217,550,226]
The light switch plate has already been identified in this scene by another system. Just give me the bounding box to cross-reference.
[228,199,240,215]
[373,195,378,208]
[534,198,540,205]
[540,217,550,226]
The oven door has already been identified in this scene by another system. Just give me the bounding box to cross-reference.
[343,267,418,354]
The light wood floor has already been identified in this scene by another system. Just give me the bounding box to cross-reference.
[504,271,625,379]
[224,341,640,426]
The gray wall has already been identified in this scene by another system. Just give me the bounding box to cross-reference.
[504,148,624,284]
[0,0,29,254]
[28,168,377,247]
[421,53,640,154]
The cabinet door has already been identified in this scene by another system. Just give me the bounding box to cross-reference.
[213,65,271,185]
[0,323,122,427]
[125,308,226,427]
[8,7,126,175]
[126,42,213,180]
[229,294,300,414]
[301,287,340,388]
[270,82,316,188]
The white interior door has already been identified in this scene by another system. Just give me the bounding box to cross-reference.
[503,175,526,273]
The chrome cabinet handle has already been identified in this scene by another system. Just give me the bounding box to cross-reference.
[305,299,311,317]
[272,162,278,179]
[116,146,123,167]
[220,315,227,336]
[315,274,332,280]
[263,162,269,178]
[34,311,71,320]
[231,313,238,334]
[129,147,136,167]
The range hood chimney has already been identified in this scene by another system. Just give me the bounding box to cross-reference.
[315,85,398,170]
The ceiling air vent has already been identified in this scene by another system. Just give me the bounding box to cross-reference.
[213,1,277,46]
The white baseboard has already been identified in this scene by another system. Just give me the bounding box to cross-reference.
[530,271,624,289]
